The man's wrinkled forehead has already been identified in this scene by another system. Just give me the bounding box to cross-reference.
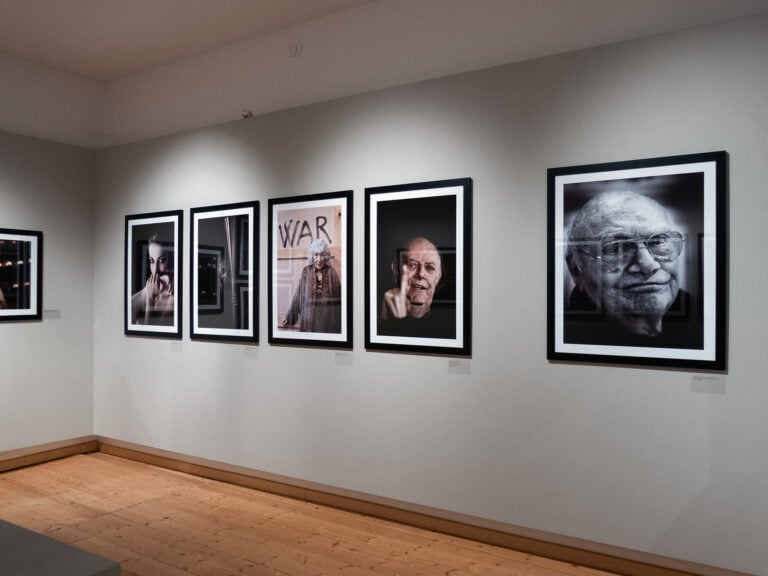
[405,239,441,266]
[574,192,672,236]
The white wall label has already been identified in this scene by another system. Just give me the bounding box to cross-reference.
[691,374,725,394]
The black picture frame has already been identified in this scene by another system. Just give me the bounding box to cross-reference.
[0,228,43,321]
[124,210,183,338]
[365,178,472,356]
[547,151,727,370]
[268,190,352,348]
[190,201,259,343]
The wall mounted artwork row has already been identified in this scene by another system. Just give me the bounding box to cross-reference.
[123,178,473,356]
[11,148,723,369]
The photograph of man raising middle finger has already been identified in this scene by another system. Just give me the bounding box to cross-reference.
[367,179,472,354]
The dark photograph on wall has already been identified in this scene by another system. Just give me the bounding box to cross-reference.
[547,151,727,370]
[365,178,472,355]
[268,190,352,348]
[191,201,259,343]
[0,228,43,322]
[124,210,183,338]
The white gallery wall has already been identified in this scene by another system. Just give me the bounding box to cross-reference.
[90,13,768,575]
[0,132,95,450]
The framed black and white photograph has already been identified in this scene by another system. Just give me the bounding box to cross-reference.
[268,190,352,347]
[190,201,258,343]
[548,151,727,370]
[365,178,472,355]
[124,210,183,338]
[0,228,42,321]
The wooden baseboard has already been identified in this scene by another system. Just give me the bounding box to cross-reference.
[0,437,98,473]
[95,438,752,576]
[1,437,751,576]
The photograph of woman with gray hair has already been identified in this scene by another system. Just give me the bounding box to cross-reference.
[280,238,341,333]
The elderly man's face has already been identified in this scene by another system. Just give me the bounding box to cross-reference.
[404,237,442,319]
[571,193,681,329]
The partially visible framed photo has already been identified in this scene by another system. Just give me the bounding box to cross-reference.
[548,151,727,370]
[190,201,258,343]
[268,190,352,347]
[124,210,183,338]
[365,178,472,355]
[0,228,43,321]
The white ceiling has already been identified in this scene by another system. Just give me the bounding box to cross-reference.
[3,0,768,148]
[0,0,374,81]
[2,0,768,83]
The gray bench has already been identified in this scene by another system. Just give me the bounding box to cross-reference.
[0,520,120,576]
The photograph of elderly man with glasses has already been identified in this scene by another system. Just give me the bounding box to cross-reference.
[563,187,703,349]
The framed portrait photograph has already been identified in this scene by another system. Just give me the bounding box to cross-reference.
[365,178,472,355]
[0,228,43,321]
[548,151,727,370]
[268,190,352,347]
[190,201,259,343]
[124,210,183,338]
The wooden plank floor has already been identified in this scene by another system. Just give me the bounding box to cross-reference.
[0,453,618,576]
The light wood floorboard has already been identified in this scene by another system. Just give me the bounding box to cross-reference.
[0,453,618,576]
